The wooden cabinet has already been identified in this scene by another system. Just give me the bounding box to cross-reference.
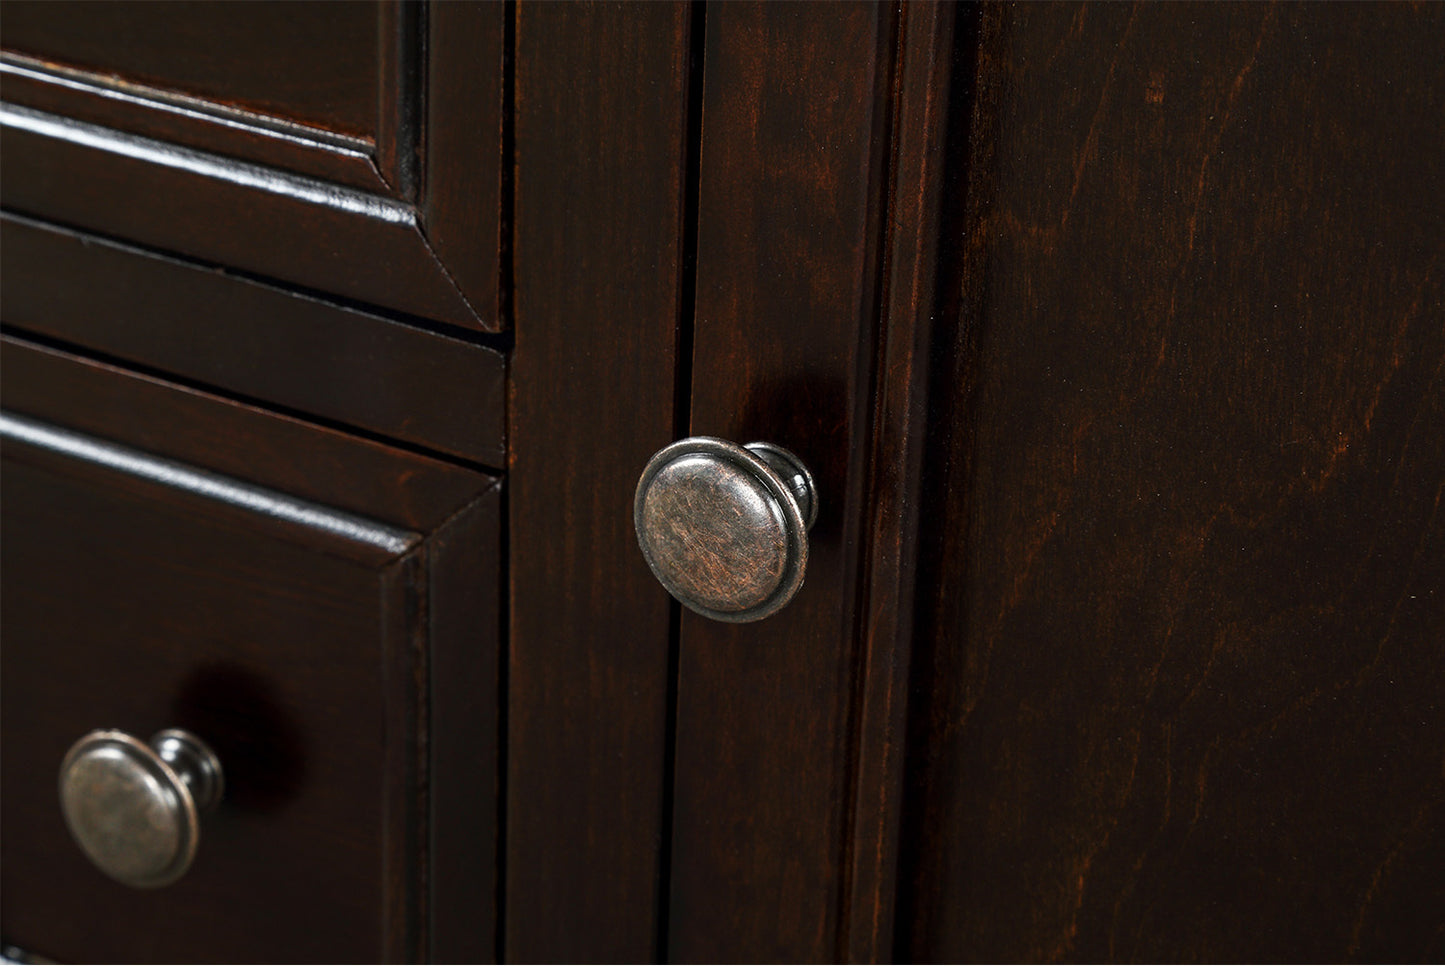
[1,340,499,962]
[2,2,1441,962]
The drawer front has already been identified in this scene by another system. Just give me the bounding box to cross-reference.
[0,0,505,330]
[0,339,500,962]
[0,213,505,467]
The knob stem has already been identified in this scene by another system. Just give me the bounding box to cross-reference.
[152,728,225,811]
[744,442,817,531]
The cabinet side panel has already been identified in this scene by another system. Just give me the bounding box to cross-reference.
[899,4,1445,960]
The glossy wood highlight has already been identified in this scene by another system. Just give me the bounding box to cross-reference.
[0,0,380,137]
[0,53,389,194]
[842,5,961,960]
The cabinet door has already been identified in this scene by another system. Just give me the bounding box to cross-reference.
[666,4,899,959]
[0,0,504,329]
[662,3,1445,962]
[0,339,500,963]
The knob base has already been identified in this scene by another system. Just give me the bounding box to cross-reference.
[744,442,817,530]
[153,728,225,810]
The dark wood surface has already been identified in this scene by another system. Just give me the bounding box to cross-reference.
[1,340,500,963]
[1,214,505,467]
[842,5,961,960]
[897,3,1445,960]
[0,105,480,328]
[0,337,490,533]
[0,1,379,137]
[0,53,389,194]
[668,4,895,960]
[427,495,503,963]
[422,0,506,321]
[0,1,505,331]
[0,342,502,958]
[2,434,405,962]
[506,3,693,959]
[4,3,1443,961]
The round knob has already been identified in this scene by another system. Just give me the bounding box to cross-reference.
[59,728,224,888]
[634,437,818,622]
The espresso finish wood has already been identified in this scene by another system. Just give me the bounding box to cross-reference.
[0,338,489,533]
[898,4,1445,961]
[0,1,380,137]
[0,1,505,331]
[422,0,506,317]
[0,54,390,194]
[507,2,693,959]
[668,4,895,960]
[4,3,1444,962]
[842,5,961,960]
[426,497,503,964]
[0,213,505,466]
[1,443,409,963]
[0,341,500,963]
[0,106,481,327]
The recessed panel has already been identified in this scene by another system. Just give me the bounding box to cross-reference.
[0,0,379,138]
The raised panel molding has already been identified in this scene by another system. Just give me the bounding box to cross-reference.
[0,1,504,331]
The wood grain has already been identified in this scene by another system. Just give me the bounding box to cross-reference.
[669,3,895,960]
[0,337,488,533]
[842,4,962,960]
[0,53,389,194]
[507,3,692,959]
[0,0,380,137]
[0,105,486,328]
[427,490,503,963]
[422,0,506,325]
[897,3,1445,960]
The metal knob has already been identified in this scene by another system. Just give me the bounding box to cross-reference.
[59,728,224,888]
[635,437,818,622]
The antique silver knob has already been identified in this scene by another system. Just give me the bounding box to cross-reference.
[59,728,224,888]
[635,437,817,622]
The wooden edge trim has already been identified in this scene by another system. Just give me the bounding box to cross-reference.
[0,53,392,194]
[0,105,494,329]
[841,4,960,962]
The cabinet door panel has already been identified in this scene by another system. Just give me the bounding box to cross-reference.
[0,338,500,963]
[668,4,900,960]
